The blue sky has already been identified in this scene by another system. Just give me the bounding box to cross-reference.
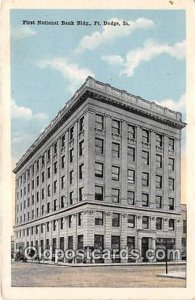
[11,9,186,164]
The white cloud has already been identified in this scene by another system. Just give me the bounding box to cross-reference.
[11,99,48,121]
[101,55,124,66]
[76,18,154,53]
[11,25,36,40]
[155,93,186,114]
[120,39,186,77]
[37,58,95,93]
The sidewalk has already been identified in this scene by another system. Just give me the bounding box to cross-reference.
[157,271,186,279]
[13,259,186,267]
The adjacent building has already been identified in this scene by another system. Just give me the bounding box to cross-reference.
[13,77,186,263]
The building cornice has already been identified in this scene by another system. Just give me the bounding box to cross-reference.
[13,77,186,174]
[13,200,181,229]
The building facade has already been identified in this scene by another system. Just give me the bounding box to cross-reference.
[13,77,186,263]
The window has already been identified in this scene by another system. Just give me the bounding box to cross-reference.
[36,176,39,186]
[77,235,83,249]
[79,116,84,132]
[127,191,135,205]
[54,180,57,193]
[142,151,149,165]
[53,220,56,231]
[47,148,51,161]
[169,138,174,151]
[156,154,162,168]
[112,166,120,181]
[156,134,163,147]
[112,188,120,203]
[27,183,30,193]
[70,170,73,185]
[54,199,57,211]
[36,192,39,202]
[95,138,104,155]
[128,147,135,163]
[169,178,174,191]
[169,197,174,210]
[128,169,135,184]
[112,142,120,158]
[169,219,174,231]
[128,124,135,139]
[142,216,149,229]
[36,208,39,218]
[95,162,103,178]
[47,167,50,179]
[68,236,73,249]
[78,212,82,226]
[68,216,72,228]
[95,211,103,225]
[36,160,39,171]
[54,162,57,174]
[79,164,84,180]
[79,187,84,201]
[60,217,64,229]
[47,185,51,197]
[69,126,74,141]
[61,176,65,189]
[41,155,45,167]
[142,129,149,144]
[41,224,44,233]
[128,215,135,228]
[47,202,50,213]
[41,188,45,200]
[156,175,162,189]
[61,196,65,208]
[142,193,149,207]
[32,195,34,205]
[69,191,73,205]
[156,195,162,209]
[61,134,65,148]
[156,217,163,230]
[94,235,104,252]
[61,155,65,169]
[70,148,74,163]
[183,220,187,234]
[142,172,149,186]
[95,185,103,201]
[95,114,104,131]
[79,140,84,156]
[42,205,44,215]
[112,119,120,135]
[169,158,174,171]
[41,172,45,183]
[54,142,57,155]
[112,213,120,227]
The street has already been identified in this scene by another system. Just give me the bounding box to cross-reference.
[11,262,186,287]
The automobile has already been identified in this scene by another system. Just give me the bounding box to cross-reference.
[14,252,27,262]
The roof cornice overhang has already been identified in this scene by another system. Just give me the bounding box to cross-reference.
[13,87,186,174]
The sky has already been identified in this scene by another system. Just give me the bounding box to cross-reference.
[10,9,186,166]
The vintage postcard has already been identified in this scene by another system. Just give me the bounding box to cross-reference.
[1,0,195,299]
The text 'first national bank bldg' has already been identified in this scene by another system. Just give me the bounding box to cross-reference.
[13,77,186,263]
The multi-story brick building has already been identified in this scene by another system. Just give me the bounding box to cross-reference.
[13,77,186,263]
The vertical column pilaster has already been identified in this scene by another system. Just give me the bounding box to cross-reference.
[175,136,181,212]
[104,212,112,263]
[105,116,112,203]
[150,131,156,208]
[163,135,169,210]
[136,126,142,207]
[121,121,128,205]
